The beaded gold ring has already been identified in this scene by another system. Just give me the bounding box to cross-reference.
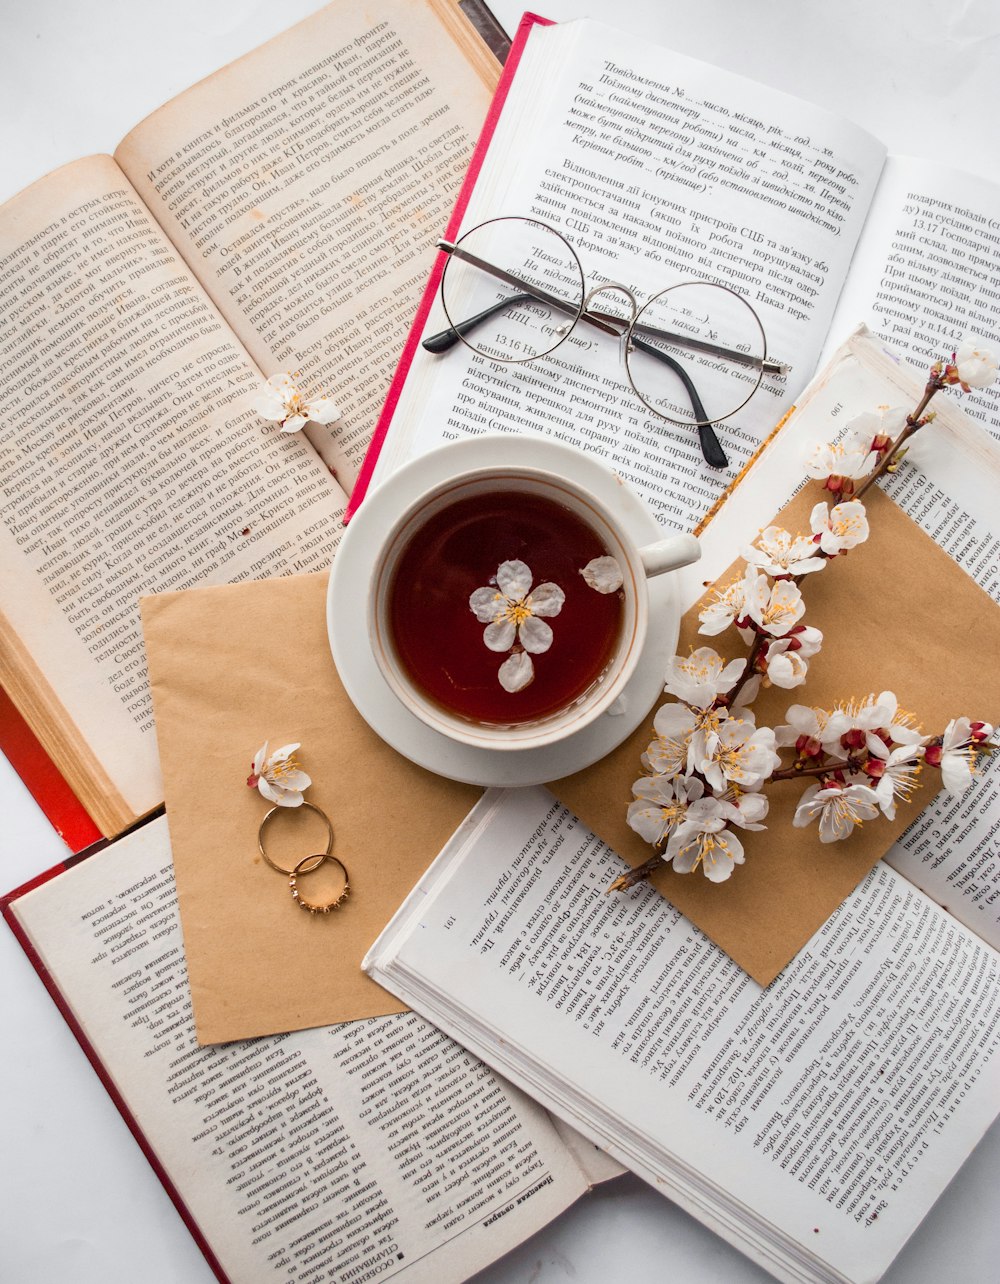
[288,852,350,914]
[258,801,333,876]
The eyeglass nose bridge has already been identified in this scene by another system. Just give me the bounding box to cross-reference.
[582,282,639,336]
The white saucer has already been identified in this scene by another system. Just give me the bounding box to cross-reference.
[327,436,683,787]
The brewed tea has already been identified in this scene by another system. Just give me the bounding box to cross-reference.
[388,490,624,725]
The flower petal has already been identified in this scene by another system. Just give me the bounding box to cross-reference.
[496,559,532,599]
[281,414,308,433]
[528,582,565,617]
[470,586,502,622]
[498,651,533,692]
[519,616,553,654]
[580,556,623,594]
[253,388,289,421]
[303,396,340,425]
[484,619,516,651]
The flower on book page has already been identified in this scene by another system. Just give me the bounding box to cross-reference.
[469,559,565,691]
[254,372,341,433]
[663,647,746,709]
[247,741,311,806]
[743,525,826,578]
[947,337,998,391]
[924,717,995,795]
[865,743,924,819]
[809,499,869,556]
[792,779,881,842]
[846,405,909,456]
[805,433,879,494]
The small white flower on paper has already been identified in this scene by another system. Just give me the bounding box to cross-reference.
[666,799,746,882]
[697,571,748,637]
[663,647,745,709]
[254,372,341,433]
[626,773,705,846]
[743,570,806,637]
[764,625,823,690]
[580,556,624,594]
[469,559,565,691]
[868,743,923,819]
[692,716,780,793]
[809,499,869,555]
[247,741,311,807]
[954,336,998,390]
[774,703,832,757]
[792,779,880,842]
[805,435,878,485]
[743,526,826,577]
[925,717,994,795]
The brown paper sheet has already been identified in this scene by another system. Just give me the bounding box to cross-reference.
[552,486,1000,986]
[141,573,479,1045]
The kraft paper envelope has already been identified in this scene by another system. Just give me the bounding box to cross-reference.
[552,485,1000,986]
[141,573,479,1045]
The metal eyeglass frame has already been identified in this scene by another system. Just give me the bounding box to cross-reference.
[421,215,791,469]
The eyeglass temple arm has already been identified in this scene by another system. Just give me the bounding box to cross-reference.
[423,293,538,353]
[627,334,728,469]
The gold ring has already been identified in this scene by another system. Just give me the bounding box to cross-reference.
[258,801,333,875]
[288,853,350,914]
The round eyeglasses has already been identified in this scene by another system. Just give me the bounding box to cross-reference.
[422,215,790,469]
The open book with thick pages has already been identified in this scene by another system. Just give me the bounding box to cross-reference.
[363,783,1000,1284]
[351,11,1000,519]
[0,0,501,845]
[1,815,607,1284]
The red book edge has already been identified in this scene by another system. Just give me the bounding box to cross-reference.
[345,11,555,522]
[0,686,103,852]
[2,861,232,1284]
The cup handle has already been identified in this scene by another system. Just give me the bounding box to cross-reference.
[638,533,701,578]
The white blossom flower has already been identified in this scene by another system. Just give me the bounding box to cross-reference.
[697,571,748,637]
[926,717,995,795]
[692,715,780,793]
[254,372,340,433]
[662,647,745,709]
[792,779,881,842]
[642,702,714,777]
[247,741,311,806]
[844,406,908,453]
[823,692,897,756]
[868,744,923,819]
[809,499,869,555]
[718,789,769,831]
[626,774,705,846]
[580,556,623,594]
[774,704,833,755]
[666,798,746,882]
[764,625,823,690]
[743,569,806,637]
[954,336,998,390]
[743,526,826,577]
[469,560,565,692]
[805,434,879,485]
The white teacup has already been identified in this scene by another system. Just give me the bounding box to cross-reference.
[368,463,699,752]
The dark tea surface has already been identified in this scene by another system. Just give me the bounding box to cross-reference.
[388,490,624,724]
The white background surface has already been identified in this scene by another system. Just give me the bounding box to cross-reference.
[2,1,999,1281]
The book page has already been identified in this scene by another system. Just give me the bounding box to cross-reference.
[114,0,497,492]
[366,789,1000,1284]
[823,157,1000,443]
[371,16,886,532]
[0,157,345,835]
[8,817,588,1284]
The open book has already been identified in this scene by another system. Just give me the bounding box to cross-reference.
[363,785,1000,1284]
[2,815,623,1284]
[354,12,1000,523]
[0,0,500,843]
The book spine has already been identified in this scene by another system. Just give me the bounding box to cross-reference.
[0,687,103,852]
[345,12,555,521]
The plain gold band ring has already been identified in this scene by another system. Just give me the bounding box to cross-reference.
[288,853,350,914]
[258,801,333,876]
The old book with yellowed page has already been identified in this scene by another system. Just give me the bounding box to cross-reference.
[0,0,500,842]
